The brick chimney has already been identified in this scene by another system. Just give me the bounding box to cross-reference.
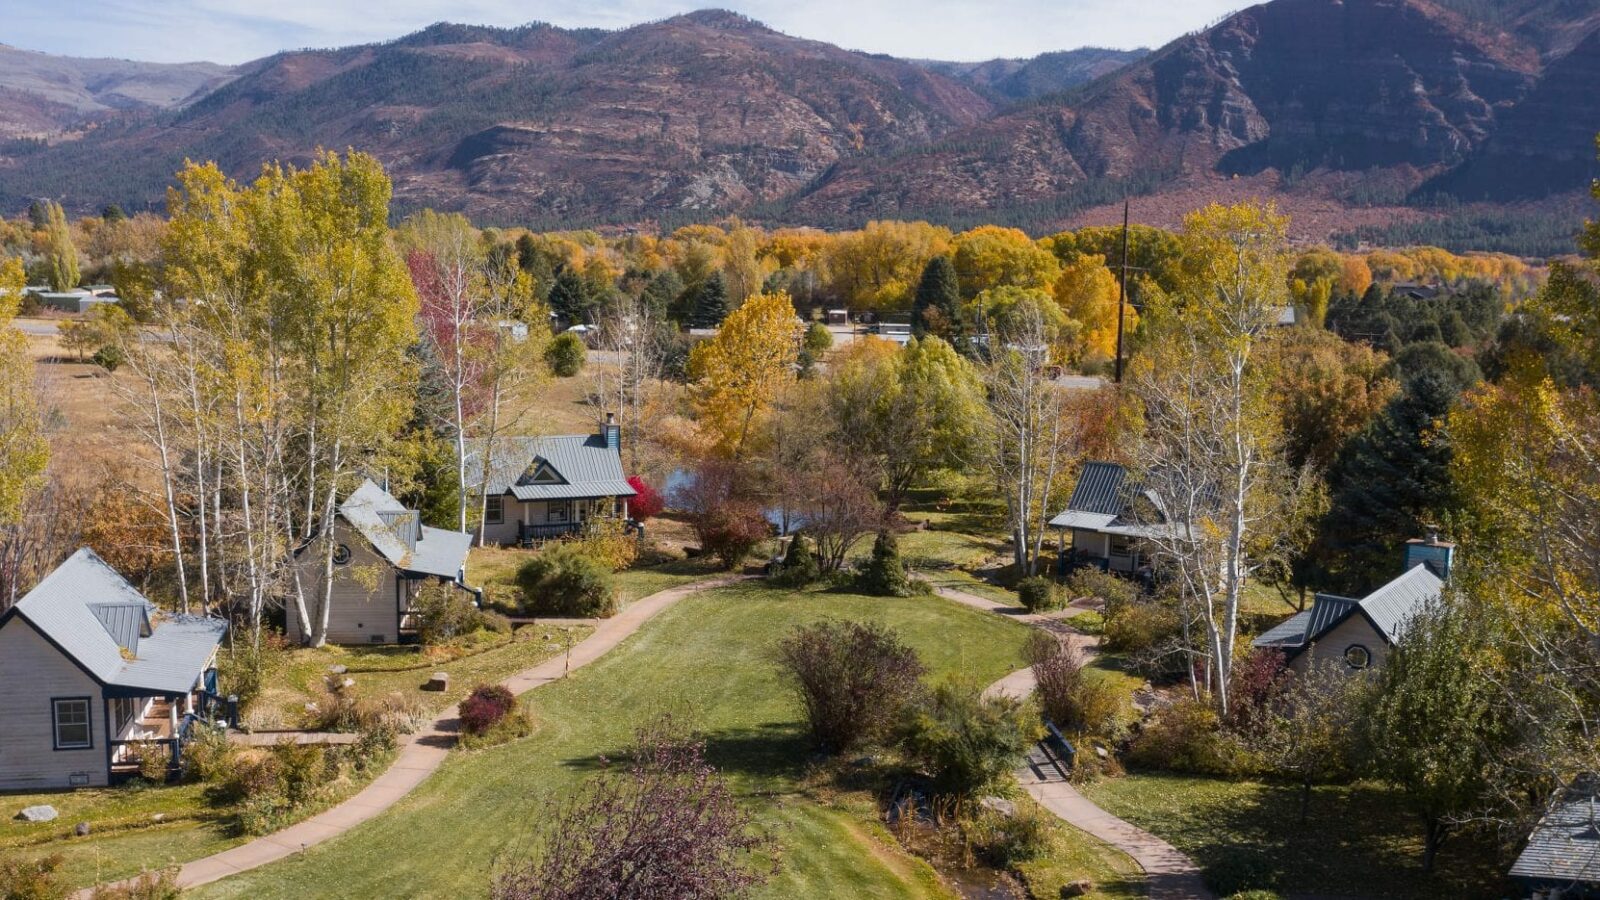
[603,412,620,451]
[1403,528,1454,580]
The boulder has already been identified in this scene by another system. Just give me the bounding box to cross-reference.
[328,664,348,675]
[75,821,90,836]
[423,672,450,692]
[17,805,56,822]
[1061,879,1094,898]
[979,796,1016,818]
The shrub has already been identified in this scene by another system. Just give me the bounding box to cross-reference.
[772,533,821,587]
[545,332,586,377]
[857,530,914,597]
[1064,568,1138,614]
[182,723,234,783]
[776,619,926,753]
[1125,698,1259,777]
[1016,576,1060,612]
[459,684,517,736]
[92,343,125,373]
[129,741,171,783]
[674,459,769,569]
[413,583,496,646]
[219,633,288,714]
[516,544,619,617]
[900,680,1032,796]
[492,717,771,900]
[569,519,638,571]
[965,804,1052,868]
[304,678,427,735]
[625,476,664,522]
[1026,632,1121,737]
[0,854,66,900]
[1102,599,1180,656]
[803,321,833,354]
[87,868,180,899]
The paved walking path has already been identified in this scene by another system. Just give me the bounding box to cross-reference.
[932,582,1214,900]
[79,574,750,897]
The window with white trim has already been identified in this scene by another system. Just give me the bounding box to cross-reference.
[53,698,91,750]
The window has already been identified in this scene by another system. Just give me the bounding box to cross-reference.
[1343,644,1372,670]
[53,698,91,750]
[485,495,503,525]
[548,500,570,523]
[332,543,352,565]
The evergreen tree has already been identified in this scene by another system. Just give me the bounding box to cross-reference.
[548,268,589,325]
[642,269,684,321]
[691,271,730,329]
[858,530,914,597]
[1318,372,1458,591]
[912,255,961,338]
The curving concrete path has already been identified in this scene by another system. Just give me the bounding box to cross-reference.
[934,583,1215,900]
[80,573,751,898]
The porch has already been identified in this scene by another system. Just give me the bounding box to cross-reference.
[108,686,239,784]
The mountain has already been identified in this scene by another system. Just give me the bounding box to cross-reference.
[788,0,1559,222]
[2,0,1598,244]
[0,44,235,138]
[0,12,993,224]
[916,48,1147,102]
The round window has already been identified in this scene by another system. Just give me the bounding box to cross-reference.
[1343,644,1371,670]
[333,543,352,566]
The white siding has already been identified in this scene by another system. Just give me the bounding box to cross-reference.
[288,523,402,645]
[0,619,107,789]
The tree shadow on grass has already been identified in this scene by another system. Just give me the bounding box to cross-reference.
[553,720,812,785]
[1113,773,1511,899]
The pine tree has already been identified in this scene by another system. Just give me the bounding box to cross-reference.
[642,269,684,320]
[912,255,961,338]
[1319,372,1458,591]
[548,268,589,325]
[858,530,914,597]
[691,272,730,329]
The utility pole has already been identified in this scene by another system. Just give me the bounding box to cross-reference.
[1113,199,1131,384]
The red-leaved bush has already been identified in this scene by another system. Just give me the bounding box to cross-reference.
[459,684,516,736]
[625,476,664,522]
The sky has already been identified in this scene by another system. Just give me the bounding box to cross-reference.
[7,0,1255,65]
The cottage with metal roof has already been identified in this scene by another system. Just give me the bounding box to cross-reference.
[464,417,637,547]
[0,548,228,789]
[1049,461,1180,575]
[1253,536,1452,673]
[288,480,476,645]
[1510,780,1600,898]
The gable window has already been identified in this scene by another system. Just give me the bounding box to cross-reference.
[53,698,91,750]
[485,495,504,525]
[1343,644,1372,670]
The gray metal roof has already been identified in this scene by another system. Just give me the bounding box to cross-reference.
[465,434,636,501]
[12,548,225,694]
[1512,786,1600,886]
[1065,462,1129,516]
[1252,564,1441,652]
[339,480,470,581]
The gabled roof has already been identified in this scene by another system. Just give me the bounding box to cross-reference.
[1049,462,1180,539]
[10,548,225,694]
[1253,564,1443,655]
[339,480,471,581]
[464,434,636,502]
[1511,781,1600,886]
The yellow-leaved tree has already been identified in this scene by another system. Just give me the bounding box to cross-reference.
[689,290,801,458]
[1053,254,1125,368]
[0,255,49,546]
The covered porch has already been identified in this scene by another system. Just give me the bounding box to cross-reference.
[107,667,237,783]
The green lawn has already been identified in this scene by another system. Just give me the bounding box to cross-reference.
[190,581,1041,899]
[1082,773,1510,898]
[1014,794,1144,900]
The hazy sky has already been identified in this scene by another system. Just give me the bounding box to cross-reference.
[8,0,1254,65]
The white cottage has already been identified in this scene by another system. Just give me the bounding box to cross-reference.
[465,418,637,547]
[0,548,227,790]
[288,480,476,645]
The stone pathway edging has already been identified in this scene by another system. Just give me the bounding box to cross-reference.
[931,583,1215,900]
[78,573,752,898]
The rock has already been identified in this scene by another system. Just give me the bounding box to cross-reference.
[328,664,347,675]
[152,813,164,823]
[17,805,56,822]
[1094,745,1109,760]
[341,678,356,690]
[1061,879,1094,898]
[423,672,450,692]
[979,796,1016,818]
[75,822,90,836]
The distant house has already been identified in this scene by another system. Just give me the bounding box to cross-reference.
[1049,462,1179,575]
[0,548,228,790]
[826,309,850,326]
[288,480,475,645]
[1253,536,1453,672]
[874,321,913,346]
[1511,780,1600,898]
[464,418,636,547]
[37,288,119,314]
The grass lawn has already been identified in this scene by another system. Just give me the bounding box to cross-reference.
[1014,794,1144,900]
[190,581,1053,899]
[1082,773,1511,898]
[469,544,723,610]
